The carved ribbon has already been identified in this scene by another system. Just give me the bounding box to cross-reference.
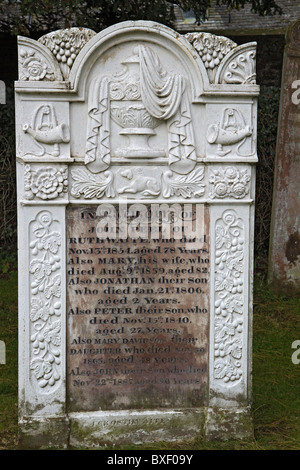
[85,76,111,173]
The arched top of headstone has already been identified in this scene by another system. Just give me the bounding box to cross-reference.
[17,21,258,98]
[68,21,209,99]
[286,18,300,56]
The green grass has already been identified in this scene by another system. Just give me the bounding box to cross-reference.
[0,271,18,449]
[0,270,299,450]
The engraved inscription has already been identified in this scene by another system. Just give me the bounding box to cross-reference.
[67,205,210,411]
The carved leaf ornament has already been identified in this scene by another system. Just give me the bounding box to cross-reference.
[214,210,244,384]
[70,166,205,199]
[29,211,62,390]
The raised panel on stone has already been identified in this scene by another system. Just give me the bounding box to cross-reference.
[66,205,210,411]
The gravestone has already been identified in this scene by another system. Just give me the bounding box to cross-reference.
[0,80,5,104]
[16,21,258,448]
[0,81,5,366]
[268,19,300,294]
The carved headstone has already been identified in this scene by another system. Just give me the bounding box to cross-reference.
[0,80,5,104]
[16,21,258,448]
[268,19,300,294]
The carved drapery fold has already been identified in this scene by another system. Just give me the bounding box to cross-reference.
[85,45,196,175]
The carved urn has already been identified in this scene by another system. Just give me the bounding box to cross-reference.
[109,50,164,158]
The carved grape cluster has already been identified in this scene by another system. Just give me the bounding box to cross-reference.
[213,210,245,384]
[51,41,79,68]
[185,32,236,71]
[39,28,96,78]
[29,211,62,390]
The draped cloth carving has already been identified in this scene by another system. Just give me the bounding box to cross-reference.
[85,45,196,174]
[85,76,111,173]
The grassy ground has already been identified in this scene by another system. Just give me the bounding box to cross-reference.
[0,269,299,450]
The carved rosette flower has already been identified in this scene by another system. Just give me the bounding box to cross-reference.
[29,211,62,390]
[24,165,68,200]
[19,48,54,81]
[214,210,244,384]
[209,167,250,199]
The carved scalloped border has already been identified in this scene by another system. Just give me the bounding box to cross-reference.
[215,43,257,85]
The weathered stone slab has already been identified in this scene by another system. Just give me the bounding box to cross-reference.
[269,19,300,294]
[66,205,210,411]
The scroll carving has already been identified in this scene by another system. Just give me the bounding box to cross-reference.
[186,33,256,85]
[71,168,115,199]
[216,44,257,85]
[70,166,205,200]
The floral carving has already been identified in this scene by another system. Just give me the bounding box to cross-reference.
[24,165,68,200]
[19,48,54,81]
[209,167,250,199]
[29,211,62,390]
[214,210,244,384]
[71,168,115,199]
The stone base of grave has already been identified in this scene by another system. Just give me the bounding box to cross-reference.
[204,407,253,441]
[18,407,252,449]
[18,416,70,449]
